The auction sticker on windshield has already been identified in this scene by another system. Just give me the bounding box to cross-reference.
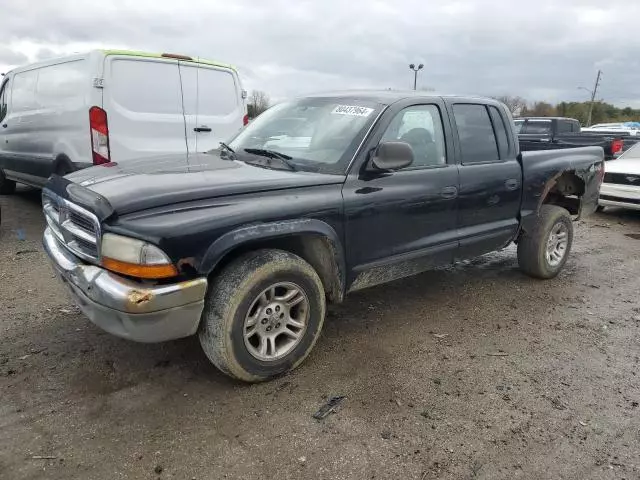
[331,105,374,117]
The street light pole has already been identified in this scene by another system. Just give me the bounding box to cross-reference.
[409,63,424,90]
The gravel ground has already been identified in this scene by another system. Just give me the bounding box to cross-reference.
[1,186,640,480]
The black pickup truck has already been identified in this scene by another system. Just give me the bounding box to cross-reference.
[516,117,624,160]
[42,92,604,382]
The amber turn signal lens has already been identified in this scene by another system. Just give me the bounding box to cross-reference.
[102,257,178,279]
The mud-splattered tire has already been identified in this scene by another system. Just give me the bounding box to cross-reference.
[518,205,573,279]
[199,249,326,382]
[0,170,16,195]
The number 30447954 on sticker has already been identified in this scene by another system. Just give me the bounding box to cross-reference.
[331,105,374,116]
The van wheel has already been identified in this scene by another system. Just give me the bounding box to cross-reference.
[517,205,573,279]
[199,249,326,382]
[0,170,16,195]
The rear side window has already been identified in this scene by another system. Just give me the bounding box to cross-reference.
[521,120,552,135]
[488,106,510,159]
[0,80,8,122]
[556,120,573,134]
[36,60,86,108]
[110,59,183,115]
[197,68,239,116]
[11,70,39,112]
[453,104,499,164]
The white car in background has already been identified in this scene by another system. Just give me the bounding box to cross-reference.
[599,142,640,210]
[582,123,639,136]
[0,50,247,193]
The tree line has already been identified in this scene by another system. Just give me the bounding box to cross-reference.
[493,95,640,126]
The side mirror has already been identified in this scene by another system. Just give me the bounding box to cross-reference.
[370,142,414,171]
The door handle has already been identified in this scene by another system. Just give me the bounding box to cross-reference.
[440,186,458,199]
[194,126,212,133]
[1,124,7,128]
[505,179,519,190]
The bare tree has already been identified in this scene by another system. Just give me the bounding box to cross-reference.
[248,90,270,118]
[492,95,528,116]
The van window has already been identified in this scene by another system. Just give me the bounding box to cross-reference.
[185,67,239,117]
[453,104,499,164]
[11,70,39,112]
[36,60,86,108]
[110,59,183,115]
[0,80,9,122]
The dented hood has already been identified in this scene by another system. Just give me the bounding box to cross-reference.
[50,153,344,218]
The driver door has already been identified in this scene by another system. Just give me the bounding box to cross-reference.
[343,100,460,291]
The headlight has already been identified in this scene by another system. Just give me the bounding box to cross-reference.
[101,233,178,279]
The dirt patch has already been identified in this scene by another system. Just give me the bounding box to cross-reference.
[1,188,640,479]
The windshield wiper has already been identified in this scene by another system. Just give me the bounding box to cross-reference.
[219,142,236,160]
[243,148,296,171]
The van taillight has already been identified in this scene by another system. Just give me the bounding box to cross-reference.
[612,138,623,156]
[89,106,110,165]
[243,114,249,126]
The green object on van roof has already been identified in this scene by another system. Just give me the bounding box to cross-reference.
[100,49,236,71]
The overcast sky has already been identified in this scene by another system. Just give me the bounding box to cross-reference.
[2,0,640,107]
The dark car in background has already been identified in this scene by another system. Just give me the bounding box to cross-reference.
[516,116,624,160]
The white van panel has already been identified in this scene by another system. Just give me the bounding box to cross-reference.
[180,63,244,153]
[1,60,91,184]
[35,60,91,171]
[104,57,187,162]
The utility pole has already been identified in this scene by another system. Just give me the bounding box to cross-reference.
[586,70,602,127]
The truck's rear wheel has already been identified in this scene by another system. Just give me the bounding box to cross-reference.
[199,249,326,382]
[517,205,573,279]
[0,170,16,195]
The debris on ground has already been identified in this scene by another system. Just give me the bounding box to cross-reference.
[433,333,449,339]
[15,249,37,256]
[381,430,392,440]
[486,352,509,357]
[31,455,57,460]
[312,395,346,420]
[546,396,567,410]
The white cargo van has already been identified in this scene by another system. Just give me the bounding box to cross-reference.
[0,50,247,193]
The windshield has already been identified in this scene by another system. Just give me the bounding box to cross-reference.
[225,97,382,174]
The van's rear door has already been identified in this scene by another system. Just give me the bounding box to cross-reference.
[179,62,244,154]
[102,56,188,162]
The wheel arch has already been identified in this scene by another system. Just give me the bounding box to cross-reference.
[199,219,346,303]
[520,170,586,236]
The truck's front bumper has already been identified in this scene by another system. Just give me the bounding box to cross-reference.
[43,227,208,342]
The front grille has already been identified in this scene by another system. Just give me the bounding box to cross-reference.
[42,191,101,263]
[600,194,640,205]
[603,172,640,186]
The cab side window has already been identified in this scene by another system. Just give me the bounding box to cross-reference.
[380,105,446,167]
[0,79,9,123]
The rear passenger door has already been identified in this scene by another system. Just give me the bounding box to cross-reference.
[180,63,244,154]
[103,56,188,162]
[449,102,522,259]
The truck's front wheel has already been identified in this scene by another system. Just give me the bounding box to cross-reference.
[199,249,326,382]
[517,205,574,279]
